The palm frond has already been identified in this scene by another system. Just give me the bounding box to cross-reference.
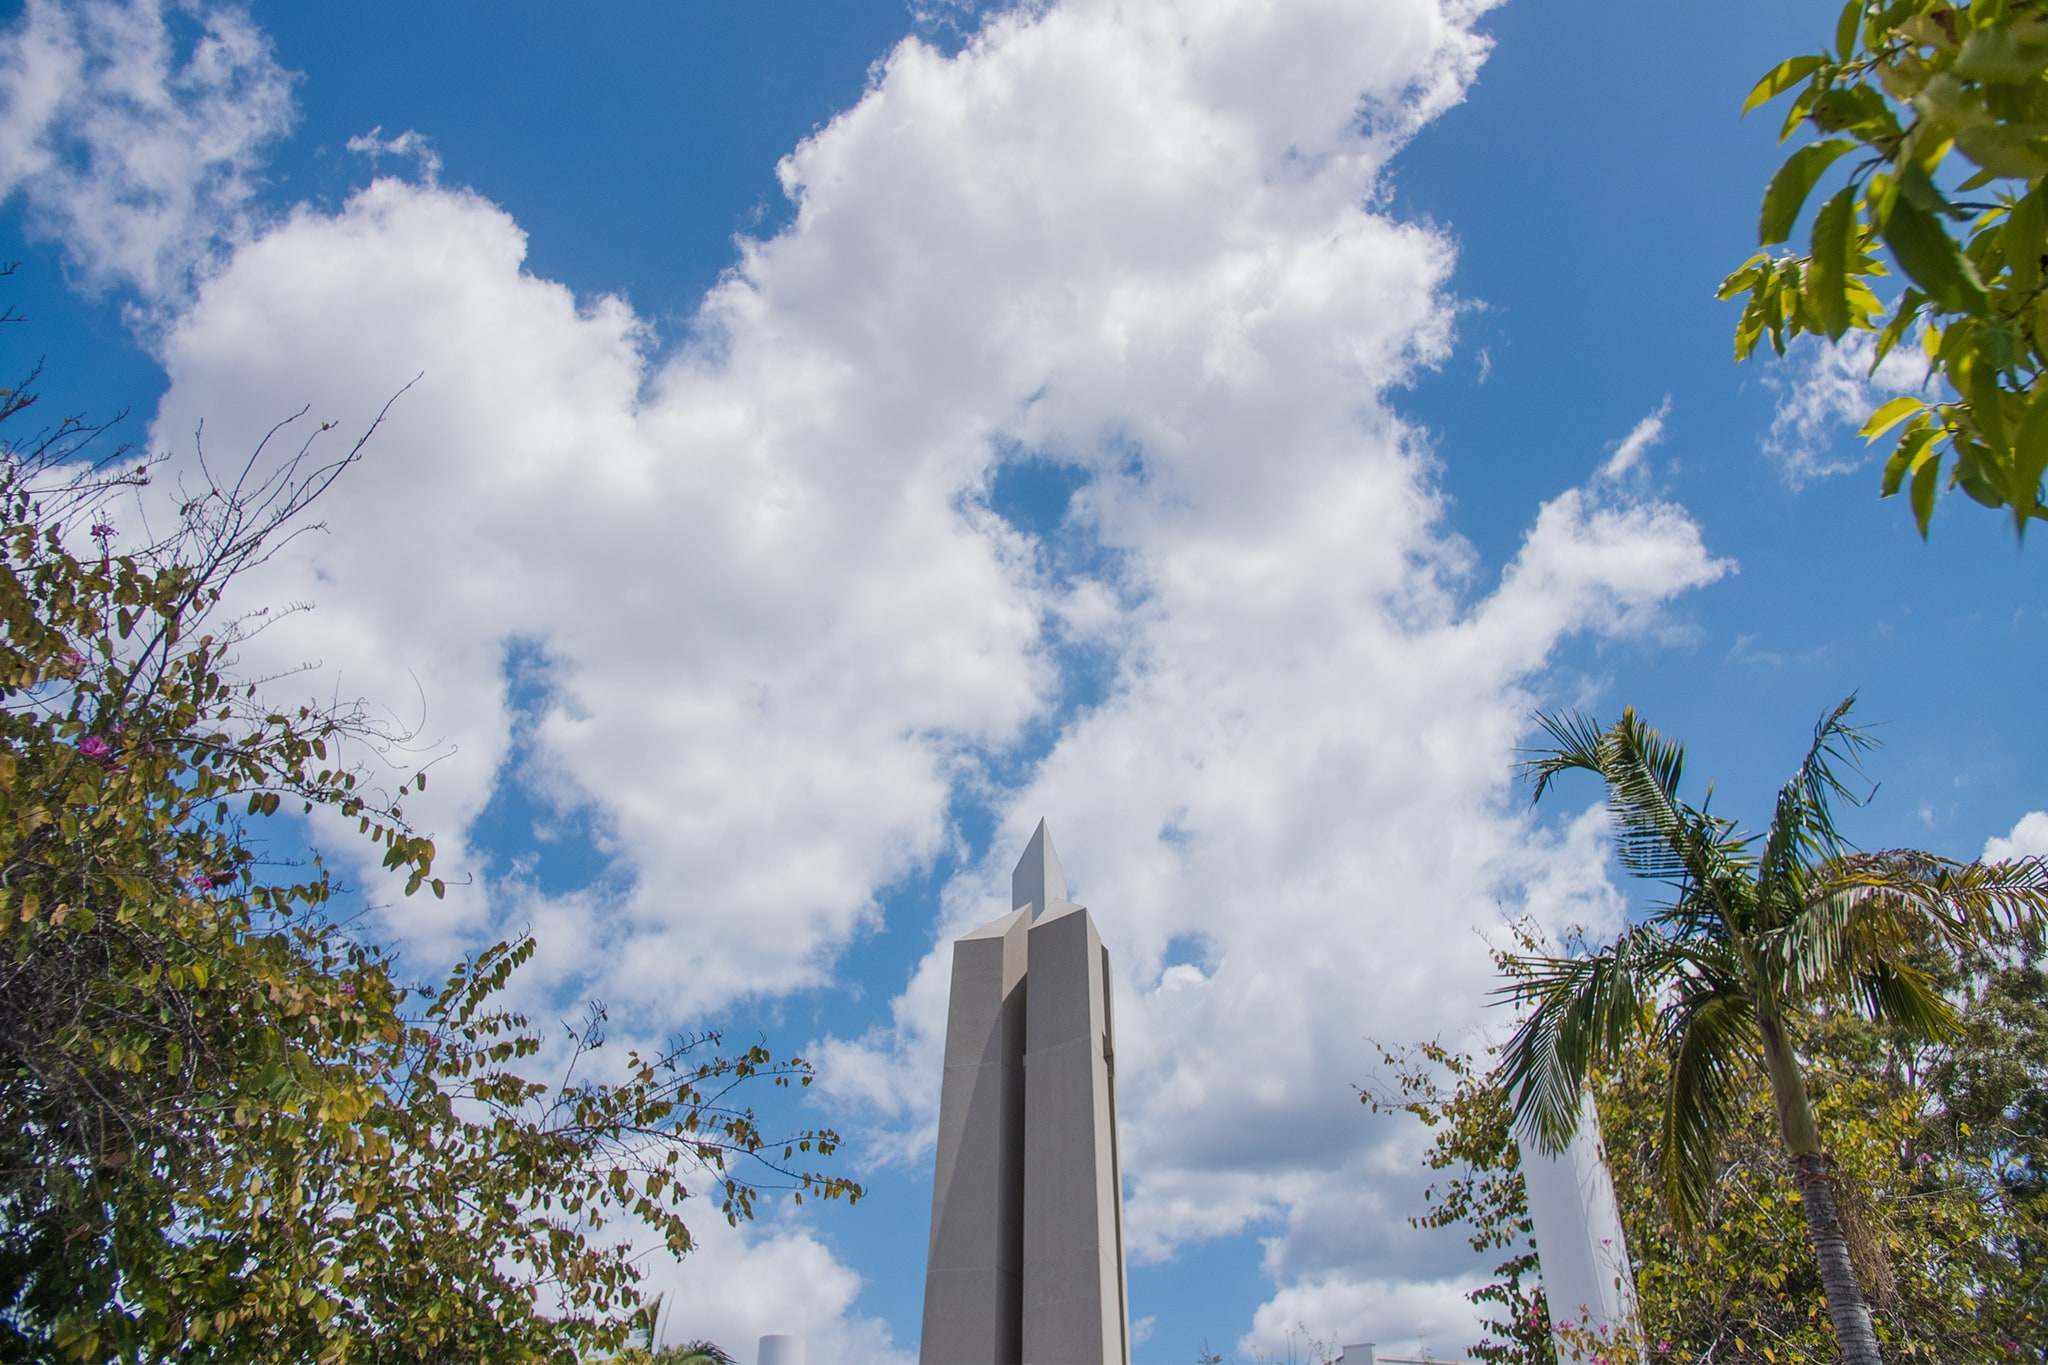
[1815,851,2048,939]
[1760,853,2047,1022]
[1659,984,1760,1235]
[1755,696,1876,928]
[1654,834,1769,949]
[1602,708,1706,884]
[1520,710,1609,805]
[1524,706,1748,898]
[1850,957,1960,1037]
[1494,925,1681,1152]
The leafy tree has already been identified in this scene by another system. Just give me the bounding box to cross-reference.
[1922,922,2048,1323]
[1493,699,2048,1365]
[1372,927,2048,1361]
[1723,0,2048,537]
[1365,1040,1552,1364]
[0,369,860,1360]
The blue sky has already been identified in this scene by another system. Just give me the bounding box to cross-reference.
[2,1,2042,1361]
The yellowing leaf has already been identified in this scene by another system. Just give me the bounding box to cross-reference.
[1861,395,1926,441]
[1745,55,1827,115]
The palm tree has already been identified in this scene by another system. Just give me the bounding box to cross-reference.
[605,1293,735,1365]
[1495,697,2048,1365]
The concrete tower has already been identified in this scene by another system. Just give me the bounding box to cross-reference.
[920,822,1130,1365]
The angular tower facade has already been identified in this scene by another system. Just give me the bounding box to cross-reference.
[921,822,1130,1365]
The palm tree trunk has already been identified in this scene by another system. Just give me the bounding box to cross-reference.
[1758,1012,1883,1365]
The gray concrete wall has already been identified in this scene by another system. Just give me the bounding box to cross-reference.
[921,907,1031,1364]
[1021,902,1130,1365]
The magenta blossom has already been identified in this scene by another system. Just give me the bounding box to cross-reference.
[341,982,357,999]
[89,521,115,541]
[190,874,215,892]
[77,735,112,760]
[60,650,87,672]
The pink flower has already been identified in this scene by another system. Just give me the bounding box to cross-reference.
[190,874,214,891]
[77,735,112,760]
[1659,1342,1673,1355]
[341,983,357,1000]
[60,650,87,672]
[90,521,115,541]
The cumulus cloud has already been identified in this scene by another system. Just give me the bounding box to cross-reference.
[627,1212,911,1365]
[1242,1273,1483,1361]
[1763,331,1935,488]
[0,0,295,301]
[147,173,1051,1000]
[1985,810,2048,863]
[8,0,1741,1350]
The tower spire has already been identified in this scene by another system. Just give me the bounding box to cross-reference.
[1011,817,1067,916]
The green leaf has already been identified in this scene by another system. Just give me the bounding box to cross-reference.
[1881,195,1989,311]
[1744,55,1827,116]
[1968,359,2010,453]
[1956,442,2009,507]
[1810,83,1899,141]
[1835,0,1862,62]
[1861,395,1925,441]
[1880,421,1937,497]
[1955,124,2048,179]
[1810,186,1858,338]
[1717,254,1770,300]
[2010,383,2048,520]
[1955,25,2048,84]
[1780,79,1823,144]
[1735,294,1767,361]
[1872,289,1925,369]
[2009,191,2045,295]
[1760,140,1856,244]
[1911,450,1941,536]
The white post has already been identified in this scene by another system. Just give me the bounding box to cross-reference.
[757,1333,805,1365]
[1515,1092,1643,1362]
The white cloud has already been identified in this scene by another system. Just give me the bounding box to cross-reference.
[8,0,1741,1351]
[345,125,440,184]
[0,0,295,302]
[1985,810,2048,863]
[1599,397,1669,481]
[1763,331,1934,488]
[146,173,1052,998]
[1242,1274,1485,1362]
[627,1211,911,1365]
